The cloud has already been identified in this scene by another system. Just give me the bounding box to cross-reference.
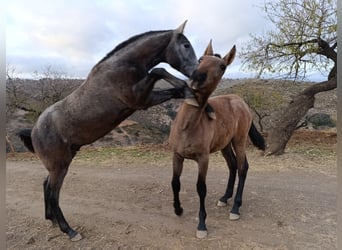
[7,0,269,78]
[173,1,267,52]
[8,1,114,59]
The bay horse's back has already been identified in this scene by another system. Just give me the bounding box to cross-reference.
[209,94,252,122]
[209,94,265,151]
[209,94,253,141]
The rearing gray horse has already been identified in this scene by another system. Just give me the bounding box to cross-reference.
[18,21,198,241]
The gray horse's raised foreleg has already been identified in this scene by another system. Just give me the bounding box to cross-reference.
[152,68,215,118]
[152,68,199,106]
[132,68,197,109]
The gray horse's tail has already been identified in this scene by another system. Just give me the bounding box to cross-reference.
[17,129,35,153]
[248,123,265,151]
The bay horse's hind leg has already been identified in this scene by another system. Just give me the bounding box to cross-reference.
[230,151,249,221]
[217,143,237,207]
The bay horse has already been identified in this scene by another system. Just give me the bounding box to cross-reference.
[17,21,199,241]
[169,41,265,238]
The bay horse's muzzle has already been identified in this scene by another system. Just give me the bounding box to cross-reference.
[189,70,207,90]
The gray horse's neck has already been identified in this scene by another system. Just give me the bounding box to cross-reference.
[95,30,173,69]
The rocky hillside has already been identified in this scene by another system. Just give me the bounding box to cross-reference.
[6,78,336,152]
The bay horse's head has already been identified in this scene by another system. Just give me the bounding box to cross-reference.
[188,40,236,100]
[165,21,199,77]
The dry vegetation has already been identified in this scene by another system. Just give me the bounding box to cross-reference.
[6,78,337,153]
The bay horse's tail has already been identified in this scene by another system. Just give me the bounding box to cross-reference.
[248,123,265,151]
[17,129,35,153]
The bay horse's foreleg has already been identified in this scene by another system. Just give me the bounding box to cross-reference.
[218,144,237,207]
[230,156,249,221]
[196,156,209,238]
[171,153,184,216]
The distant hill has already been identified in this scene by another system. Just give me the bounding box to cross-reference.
[6,78,336,152]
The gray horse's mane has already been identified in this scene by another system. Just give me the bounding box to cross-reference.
[96,30,172,65]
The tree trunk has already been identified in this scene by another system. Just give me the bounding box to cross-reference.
[266,77,336,155]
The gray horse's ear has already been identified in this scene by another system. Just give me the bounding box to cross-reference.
[204,39,214,56]
[223,45,236,66]
[175,20,188,34]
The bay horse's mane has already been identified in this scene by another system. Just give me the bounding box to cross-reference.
[96,30,172,66]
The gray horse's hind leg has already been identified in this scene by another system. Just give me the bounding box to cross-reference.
[45,161,82,241]
[44,176,57,225]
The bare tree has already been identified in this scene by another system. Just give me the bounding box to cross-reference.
[230,81,284,133]
[6,64,34,116]
[6,64,81,121]
[240,0,336,155]
[32,65,76,110]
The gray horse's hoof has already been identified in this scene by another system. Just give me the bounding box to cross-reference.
[196,229,208,239]
[229,212,240,221]
[70,232,83,242]
[217,200,227,207]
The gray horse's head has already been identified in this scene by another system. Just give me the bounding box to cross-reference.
[165,21,199,77]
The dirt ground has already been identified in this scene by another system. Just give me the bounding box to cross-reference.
[6,130,337,249]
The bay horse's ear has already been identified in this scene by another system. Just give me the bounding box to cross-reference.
[223,45,236,66]
[204,40,214,56]
[175,20,188,34]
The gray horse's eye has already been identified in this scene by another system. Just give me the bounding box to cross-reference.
[184,43,190,49]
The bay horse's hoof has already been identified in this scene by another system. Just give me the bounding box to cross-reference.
[207,112,216,120]
[70,232,83,242]
[229,212,240,221]
[196,229,208,239]
[217,200,227,207]
[184,98,200,107]
[175,206,183,216]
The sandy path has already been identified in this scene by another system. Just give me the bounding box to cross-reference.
[6,148,336,249]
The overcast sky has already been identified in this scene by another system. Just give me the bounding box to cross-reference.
[6,0,325,81]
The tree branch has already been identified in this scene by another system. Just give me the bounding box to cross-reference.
[267,39,318,49]
[317,38,337,62]
[301,76,337,96]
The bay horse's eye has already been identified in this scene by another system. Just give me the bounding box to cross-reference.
[220,64,226,71]
[198,57,203,63]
